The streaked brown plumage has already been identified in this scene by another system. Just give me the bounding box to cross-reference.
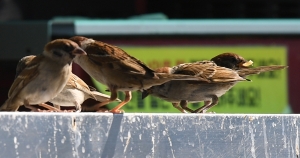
[0,39,86,111]
[70,36,206,113]
[14,55,119,112]
[142,53,287,113]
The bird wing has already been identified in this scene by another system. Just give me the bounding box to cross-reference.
[86,41,155,76]
[15,55,36,78]
[8,55,41,98]
[173,61,247,82]
[66,73,98,100]
[173,61,216,76]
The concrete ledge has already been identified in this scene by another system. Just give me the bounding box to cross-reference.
[0,113,298,158]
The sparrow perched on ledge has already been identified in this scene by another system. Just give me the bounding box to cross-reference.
[0,39,87,111]
[70,36,206,113]
[13,55,60,111]
[13,55,118,112]
[142,53,287,113]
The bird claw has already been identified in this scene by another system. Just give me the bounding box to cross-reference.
[206,111,216,114]
[35,109,75,113]
[35,109,58,112]
[193,110,216,114]
[96,107,110,113]
[62,110,76,113]
[109,109,125,114]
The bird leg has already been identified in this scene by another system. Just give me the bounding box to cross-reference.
[109,91,131,113]
[24,101,61,112]
[38,103,62,112]
[23,100,39,111]
[202,95,219,113]
[179,100,194,113]
[74,102,82,113]
[95,87,118,111]
[54,104,60,110]
[97,107,110,112]
[193,95,219,113]
[193,101,211,113]
[53,104,78,112]
[172,103,188,113]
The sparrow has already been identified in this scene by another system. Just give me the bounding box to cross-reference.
[14,55,119,112]
[70,36,206,113]
[0,39,87,111]
[13,55,61,111]
[142,53,287,113]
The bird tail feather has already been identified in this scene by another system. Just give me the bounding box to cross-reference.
[237,65,288,77]
[90,91,121,102]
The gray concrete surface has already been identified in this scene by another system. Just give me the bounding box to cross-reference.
[0,113,298,158]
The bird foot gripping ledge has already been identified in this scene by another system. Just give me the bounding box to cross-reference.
[0,113,298,158]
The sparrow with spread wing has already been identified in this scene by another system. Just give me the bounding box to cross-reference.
[142,53,287,113]
[0,39,86,111]
[70,36,206,113]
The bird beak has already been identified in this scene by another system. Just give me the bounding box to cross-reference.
[241,60,253,67]
[72,47,87,55]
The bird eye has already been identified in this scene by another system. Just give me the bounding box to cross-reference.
[53,50,63,57]
[230,57,237,62]
[63,44,74,52]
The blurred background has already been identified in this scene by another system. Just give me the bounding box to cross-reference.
[0,0,298,113]
[4,0,300,20]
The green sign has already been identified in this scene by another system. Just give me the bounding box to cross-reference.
[93,46,288,113]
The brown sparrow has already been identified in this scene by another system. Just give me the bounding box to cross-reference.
[14,55,118,112]
[0,39,87,111]
[13,55,61,111]
[70,36,206,113]
[142,53,287,113]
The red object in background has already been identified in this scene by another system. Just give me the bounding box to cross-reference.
[72,63,94,87]
[135,0,147,14]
